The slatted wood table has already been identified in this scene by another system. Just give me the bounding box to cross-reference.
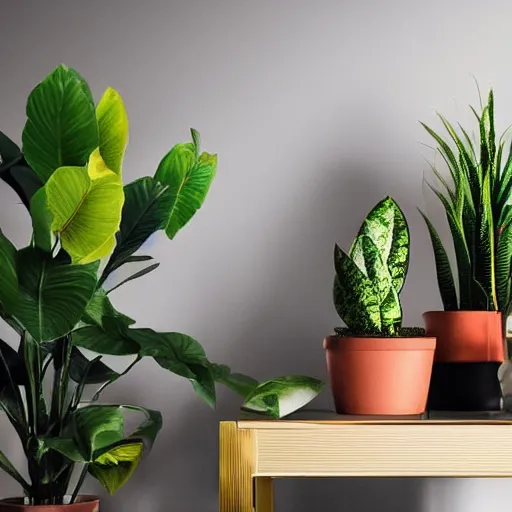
[219,410,512,512]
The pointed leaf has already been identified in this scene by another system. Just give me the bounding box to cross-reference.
[242,376,324,419]
[4,165,44,209]
[106,262,159,294]
[333,245,381,333]
[13,248,98,342]
[69,348,119,384]
[418,210,458,310]
[22,64,99,182]
[0,449,30,492]
[210,363,258,399]
[155,134,217,239]
[101,177,173,280]
[0,231,18,313]
[46,149,124,263]
[96,87,129,175]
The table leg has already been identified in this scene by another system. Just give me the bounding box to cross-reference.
[254,477,274,512]
[219,422,255,512]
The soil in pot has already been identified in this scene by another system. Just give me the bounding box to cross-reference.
[423,311,504,411]
[324,335,436,415]
[0,497,99,512]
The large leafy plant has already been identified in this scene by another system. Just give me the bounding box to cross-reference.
[420,90,512,327]
[0,65,322,506]
[333,196,421,337]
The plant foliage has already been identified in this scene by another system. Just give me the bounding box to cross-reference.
[333,196,411,336]
[420,89,512,325]
[0,65,322,505]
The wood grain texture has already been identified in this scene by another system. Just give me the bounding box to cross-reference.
[219,421,256,512]
[254,477,274,512]
[254,424,512,477]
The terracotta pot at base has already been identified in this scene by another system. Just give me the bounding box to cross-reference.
[0,497,99,512]
[324,336,436,415]
[423,311,504,411]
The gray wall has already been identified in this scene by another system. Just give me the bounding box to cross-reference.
[1,0,511,510]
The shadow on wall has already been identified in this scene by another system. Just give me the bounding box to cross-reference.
[103,158,427,512]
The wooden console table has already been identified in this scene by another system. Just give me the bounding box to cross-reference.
[219,410,512,512]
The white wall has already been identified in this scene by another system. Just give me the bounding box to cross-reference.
[1,0,511,510]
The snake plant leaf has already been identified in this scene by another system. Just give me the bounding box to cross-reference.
[30,188,54,253]
[0,230,18,313]
[352,197,409,293]
[475,172,497,310]
[69,347,119,384]
[22,64,99,182]
[155,131,217,240]
[45,149,125,264]
[242,376,324,419]
[379,286,402,336]
[487,90,496,173]
[96,88,128,176]
[418,210,458,310]
[101,177,173,281]
[333,245,381,333]
[130,328,216,407]
[496,221,512,313]
[210,363,259,399]
[13,248,98,342]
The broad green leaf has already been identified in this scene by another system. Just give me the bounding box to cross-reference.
[242,376,324,419]
[130,329,216,407]
[73,289,139,355]
[0,231,18,313]
[155,131,217,239]
[46,149,124,263]
[352,197,409,293]
[89,441,143,495]
[210,363,259,399]
[333,245,381,333]
[22,64,99,182]
[101,177,173,280]
[30,188,54,252]
[69,347,119,384]
[96,87,129,175]
[13,248,98,342]
[418,210,458,310]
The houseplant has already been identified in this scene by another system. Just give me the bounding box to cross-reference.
[0,64,323,510]
[420,89,512,410]
[324,196,436,415]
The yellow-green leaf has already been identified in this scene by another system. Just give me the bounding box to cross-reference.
[46,149,124,263]
[96,88,129,176]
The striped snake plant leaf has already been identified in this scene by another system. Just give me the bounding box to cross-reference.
[333,245,381,333]
[418,210,458,310]
[359,235,402,330]
[496,221,512,314]
[351,196,409,293]
[474,172,498,310]
[486,90,497,176]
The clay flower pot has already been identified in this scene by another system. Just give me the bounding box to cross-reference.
[423,311,504,411]
[324,336,436,415]
[0,497,99,512]
[423,311,504,362]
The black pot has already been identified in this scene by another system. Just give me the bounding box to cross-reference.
[427,362,502,411]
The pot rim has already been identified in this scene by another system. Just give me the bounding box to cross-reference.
[423,310,501,317]
[323,335,436,351]
[0,496,99,508]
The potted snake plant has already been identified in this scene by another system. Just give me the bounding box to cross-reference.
[420,89,512,411]
[324,196,436,415]
[0,64,323,511]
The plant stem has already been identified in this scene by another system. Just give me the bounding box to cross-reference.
[70,464,89,504]
[92,356,142,402]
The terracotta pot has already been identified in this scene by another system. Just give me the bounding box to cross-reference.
[0,497,99,512]
[324,336,436,415]
[423,311,504,362]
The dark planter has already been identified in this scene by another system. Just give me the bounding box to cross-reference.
[427,362,502,411]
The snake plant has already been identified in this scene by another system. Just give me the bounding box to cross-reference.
[333,196,421,337]
[420,89,512,325]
